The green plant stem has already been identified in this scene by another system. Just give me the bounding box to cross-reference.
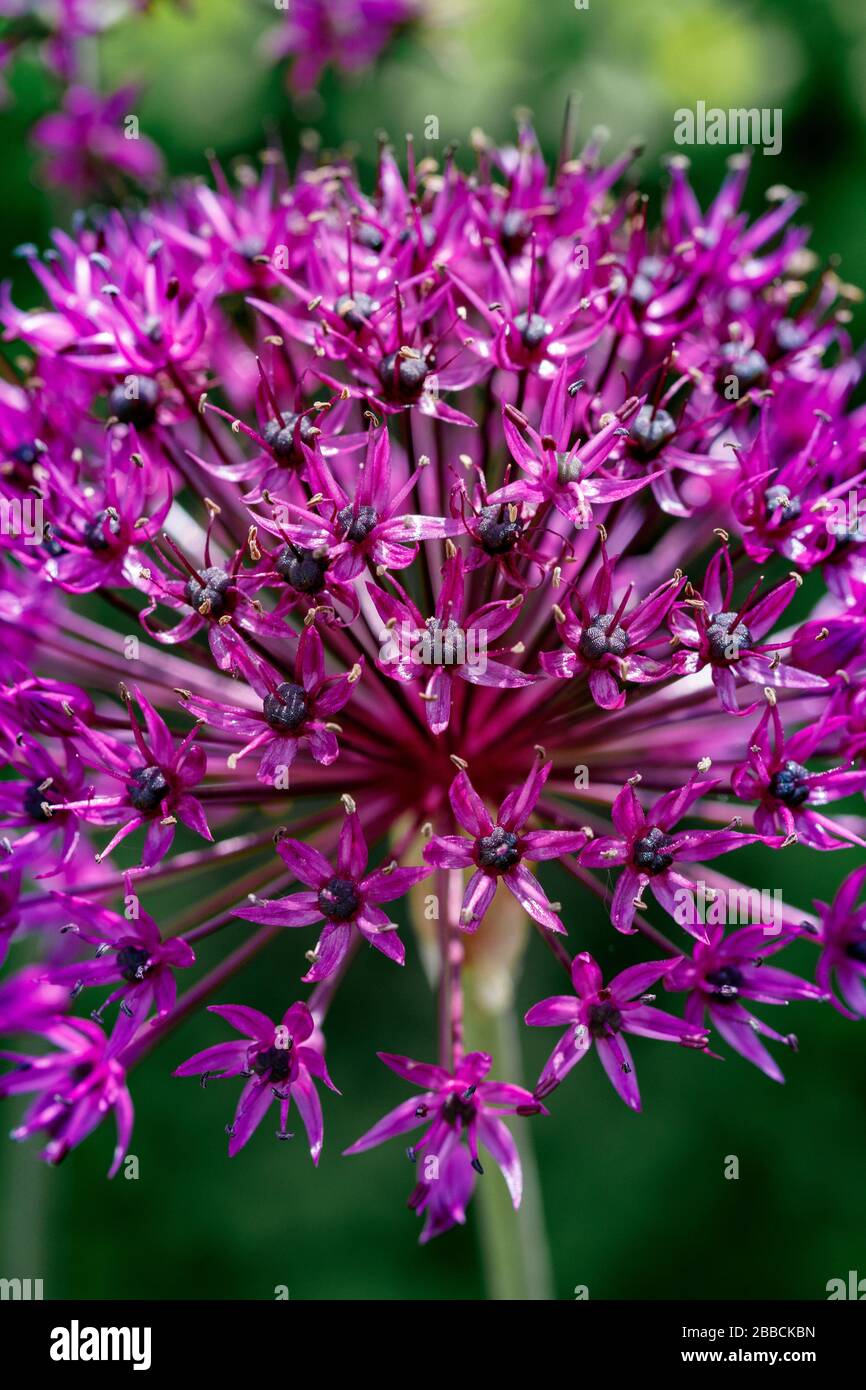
[465,988,555,1301]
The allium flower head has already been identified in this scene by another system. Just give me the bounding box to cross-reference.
[0,117,863,1251]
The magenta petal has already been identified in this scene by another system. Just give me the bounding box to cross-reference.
[477,1113,523,1208]
[525,995,581,1027]
[535,1023,591,1096]
[208,1004,276,1043]
[596,1034,641,1111]
[275,837,333,887]
[228,1077,274,1155]
[609,868,642,933]
[173,1041,248,1077]
[337,813,368,879]
[343,1093,433,1154]
[449,769,494,836]
[423,835,474,869]
[459,869,497,931]
[291,1069,325,1165]
[376,1053,449,1089]
[235,891,321,928]
[502,863,564,932]
[611,957,682,1001]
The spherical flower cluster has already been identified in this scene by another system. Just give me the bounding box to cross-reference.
[1,118,865,1242]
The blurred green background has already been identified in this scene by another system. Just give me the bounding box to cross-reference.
[1,0,866,1300]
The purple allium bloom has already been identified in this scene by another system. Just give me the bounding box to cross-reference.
[579,769,766,937]
[665,925,826,1083]
[540,536,684,709]
[0,124,863,1242]
[266,0,424,94]
[0,735,87,878]
[814,864,866,1018]
[46,877,195,1049]
[0,1016,133,1175]
[344,1050,542,1242]
[0,966,69,1031]
[670,545,828,715]
[256,423,452,583]
[59,685,211,866]
[732,696,866,850]
[174,1002,337,1163]
[179,626,362,785]
[424,759,586,932]
[237,799,429,981]
[32,85,164,197]
[525,952,708,1111]
[494,367,654,526]
[370,546,535,734]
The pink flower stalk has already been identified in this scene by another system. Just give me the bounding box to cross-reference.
[0,126,864,1245]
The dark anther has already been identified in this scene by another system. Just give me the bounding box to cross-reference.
[356,223,384,252]
[477,505,522,555]
[514,311,552,350]
[422,616,464,665]
[768,759,811,808]
[262,411,317,467]
[579,613,629,661]
[706,611,753,663]
[471,1156,484,1175]
[764,485,801,525]
[108,375,160,430]
[335,291,378,329]
[442,1091,476,1126]
[719,343,768,389]
[629,404,676,454]
[127,765,169,814]
[476,825,521,872]
[632,826,675,875]
[706,963,744,997]
[183,565,233,619]
[317,875,361,922]
[336,504,378,542]
[587,1001,623,1037]
[275,543,329,594]
[117,945,150,983]
[252,1045,292,1081]
[23,783,54,822]
[377,351,429,404]
[83,509,121,552]
[501,210,530,257]
[262,682,309,733]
